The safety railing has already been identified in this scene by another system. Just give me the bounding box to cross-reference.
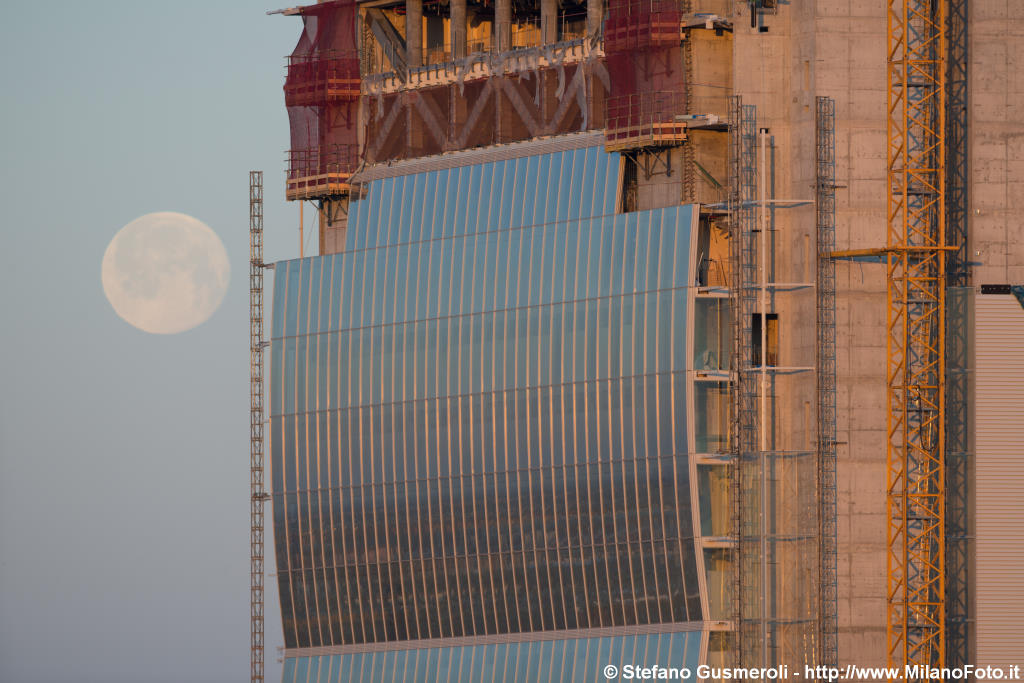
[605,91,687,150]
[285,50,361,105]
[286,144,360,200]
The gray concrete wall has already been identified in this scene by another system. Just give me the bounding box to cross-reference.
[811,1,889,669]
[969,1,1024,287]
[730,0,889,669]
[731,0,831,668]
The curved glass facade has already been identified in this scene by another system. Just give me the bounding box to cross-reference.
[269,145,704,667]
[281,631,702,683]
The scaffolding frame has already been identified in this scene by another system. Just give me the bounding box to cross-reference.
[885,0,947,673]
[249,171,267,683]
[728,94,758,666]
[944,0,970,668]
[680,0,696,204]
[729,95,821,671]
[815,95,838,668]
[944,0,968,291]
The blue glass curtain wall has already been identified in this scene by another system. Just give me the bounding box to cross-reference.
[270,146,701,650]
[282,631,702,683]
[344,146,620,252]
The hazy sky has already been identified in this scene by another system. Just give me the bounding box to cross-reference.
[0,3,306,681]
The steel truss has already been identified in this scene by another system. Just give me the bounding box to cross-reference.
[729,95,763,667]
[250,171,267,683]
[729,94,823,672]
[680,0,696,203]
[728,94,758,667]
[886,0,947,674]
[815,95,838,668]
[944,0,969,668]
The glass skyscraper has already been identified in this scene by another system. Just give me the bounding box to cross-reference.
[270,139,730,681]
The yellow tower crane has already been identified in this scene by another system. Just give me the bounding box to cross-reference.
[886,0,948,675]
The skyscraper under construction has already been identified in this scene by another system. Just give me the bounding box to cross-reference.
[255,0,1024,680]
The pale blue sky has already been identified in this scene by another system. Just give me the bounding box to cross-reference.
[0,2,307,681]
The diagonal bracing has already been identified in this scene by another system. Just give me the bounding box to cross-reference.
[886,0,947,675]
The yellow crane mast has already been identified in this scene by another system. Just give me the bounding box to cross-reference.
[885,0,947,676]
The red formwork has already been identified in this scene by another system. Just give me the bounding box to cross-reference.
[282,0,685,188]
[604,0,683,52]
[285,0,361,200]
[285,50,360,107]
[603,0,686,151]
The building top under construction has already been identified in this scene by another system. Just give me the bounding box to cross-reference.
[261,0,1024,680]
[281,0,733,210]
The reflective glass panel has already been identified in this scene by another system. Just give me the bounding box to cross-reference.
[269,145,703,650]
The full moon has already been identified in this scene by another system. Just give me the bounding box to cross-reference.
[102,212,230,335]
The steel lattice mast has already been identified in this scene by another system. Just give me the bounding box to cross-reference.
[886,0,947,676]
[249,171,267,683]
[816,95,838,668]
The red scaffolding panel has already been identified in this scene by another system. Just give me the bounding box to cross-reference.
[284,0,361,200]
[603,0,686,151]
[604,0,683,52]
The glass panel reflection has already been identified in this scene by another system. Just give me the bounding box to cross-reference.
[698,464,732,537]
[270,144,705,650]
[704,548,734,621]
[694,298,733,372]
[694,382,730,454]
[282,631,702,683]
